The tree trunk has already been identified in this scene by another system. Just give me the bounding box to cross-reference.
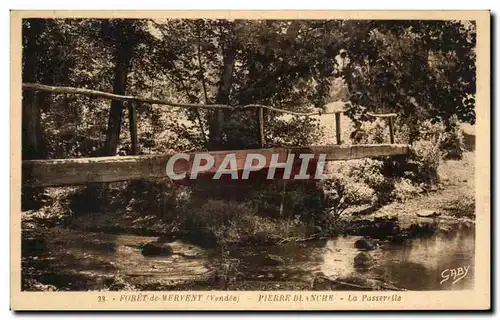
[208,41,236,150]
[22,19,48,211]
[22,19,45,160]
[103,23,135,156]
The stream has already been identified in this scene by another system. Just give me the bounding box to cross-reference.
[22,220,475,291]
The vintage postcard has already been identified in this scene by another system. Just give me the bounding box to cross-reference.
[10,10,490,311]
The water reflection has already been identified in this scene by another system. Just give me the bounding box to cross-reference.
[23,222,475,291]
[319,226,475,290]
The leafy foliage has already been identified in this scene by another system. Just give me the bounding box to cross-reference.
[342,20,476,128]
[22,18,476,245]
[22,18,476,158]
[319,177,375,220]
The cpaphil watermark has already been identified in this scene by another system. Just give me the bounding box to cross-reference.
[165,152,329,180]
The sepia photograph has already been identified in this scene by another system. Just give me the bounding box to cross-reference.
[10,10,490,311]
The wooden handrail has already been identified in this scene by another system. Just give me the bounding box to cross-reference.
[22,83,398,118]
[367,112,397,118]
[23,83,400,146]
[22,83,341,116]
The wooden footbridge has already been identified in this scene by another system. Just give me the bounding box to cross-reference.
[21,83,410,188]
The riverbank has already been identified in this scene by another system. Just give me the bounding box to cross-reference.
[21,151,475,248]
[21,152,475,291]
[344,151,474,239]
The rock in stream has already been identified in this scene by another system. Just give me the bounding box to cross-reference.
[141,242,174,256]
[354,237,379,250]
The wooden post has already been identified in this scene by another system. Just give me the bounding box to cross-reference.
[388,117,395,144]
[335,112,342,145]
[128,102,138,155]
[257,107,265,148]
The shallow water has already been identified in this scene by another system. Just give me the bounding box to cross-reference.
[324,227,474,290]
[22,222,475,291]
[231,224,474,290]
[22,229,216,291]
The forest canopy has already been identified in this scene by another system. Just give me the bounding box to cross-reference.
[21,18,476,160]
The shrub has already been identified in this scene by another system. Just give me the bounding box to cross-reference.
[415,120,446,142]
[22,186,78,228]
[68,184,111,215]
[22,186,49,211]
[347,118,444,203]
[318,175,375,220]
[180,199,259,246]
[178,198,315,245]
[390,178,423,202]
[381,124,442,188]
[440,116,466,160]
[350,119,388,144]
[268,117,322,147]
[246,180,331,223]
[123,179,191,222]
[395,117,466,160]
[409,138,442,185]
[331,159,393,206]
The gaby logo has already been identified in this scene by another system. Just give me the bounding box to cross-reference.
[440,265,471,285]
[165,152,329,180]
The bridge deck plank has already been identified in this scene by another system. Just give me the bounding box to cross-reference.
[22,144,410,187]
